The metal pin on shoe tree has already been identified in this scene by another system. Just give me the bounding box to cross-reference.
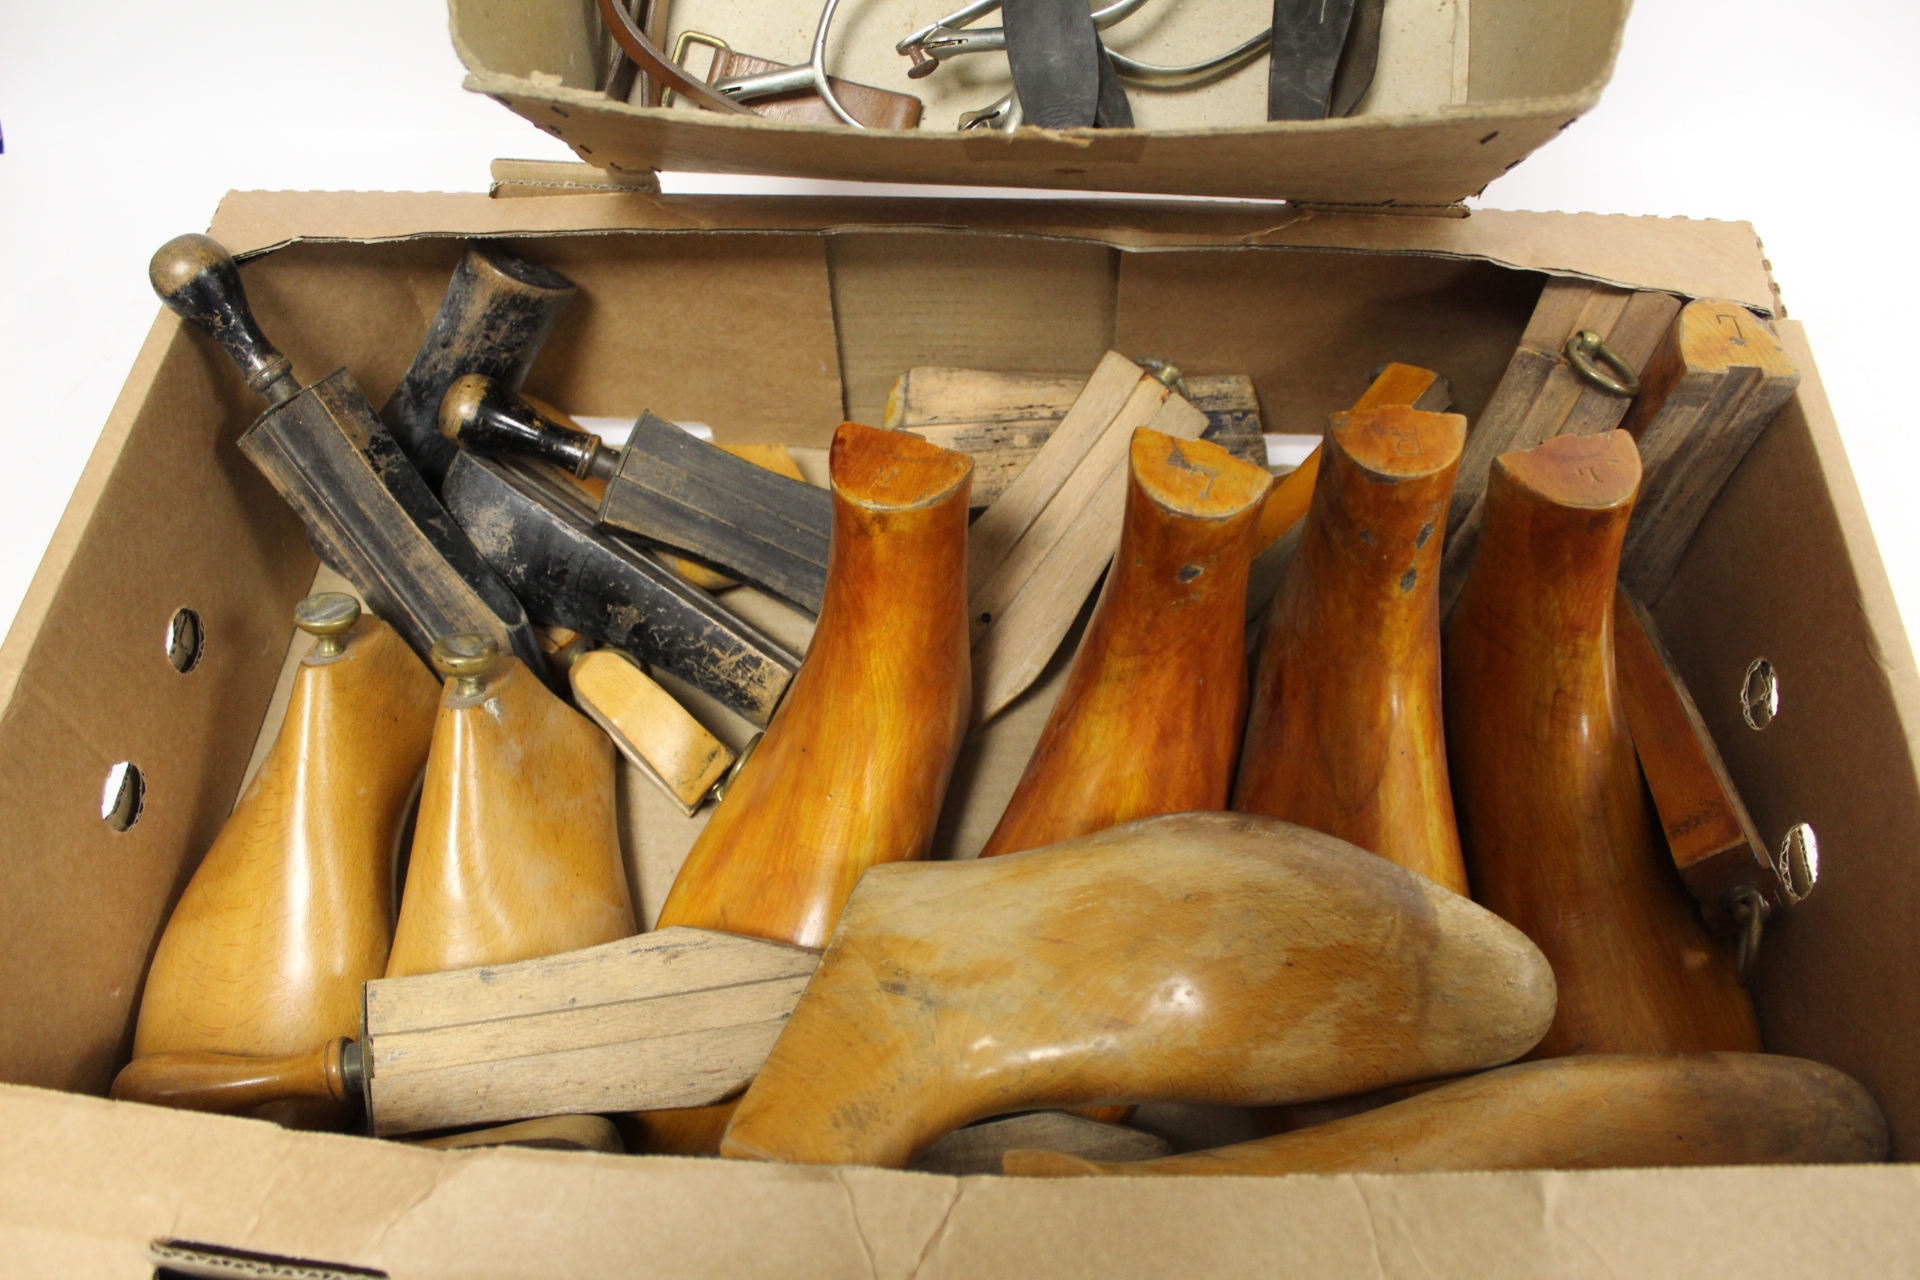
[440,375,833,614]
[386,633,635,978]
[121,594,438,1128]
[147,235,550,685]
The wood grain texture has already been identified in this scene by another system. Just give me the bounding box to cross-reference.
[719,811,1555,1170]
[443,453,801,727]
[1439,282,1684,615]
[887,365,1265,506]
[130,612,436,1126]
[654,422,973,950]
[979,431,1269,859]
[1615,587,1782,935]
[111,1039,352,1118]
[914,1111,1170,1176]
[386,650,635,978]
[970,361,1209,722]
[600,412,833,614]
[1251,363,1451,554]
[570,649,733,815]
[1245,364,1452,618]
[1003,1054,1889,1176]
[1619,300,1801,601]
[1445,431,1759,1057]
[364,926,816,1135]
[1237,406,1467,893]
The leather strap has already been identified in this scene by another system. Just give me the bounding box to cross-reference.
[1267,0,1358,120]
[1003,0,1102,129]
[596,0,757,115]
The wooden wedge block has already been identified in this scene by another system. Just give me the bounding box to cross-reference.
[913,1111,1170,1176]
[1438,280,1683,614]
[571,649,734,815]
[110,926,821,1137]
[968,354,1209,722]
[1615,587,1786,935]
[1619,300,1800,601]
[887,365,1265,505]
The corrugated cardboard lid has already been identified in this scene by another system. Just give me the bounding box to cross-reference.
[448,0,1628,208]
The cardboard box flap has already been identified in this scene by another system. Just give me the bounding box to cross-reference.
[445,0,1625,206]
[7,1085,1920,1279]
[206,191,1780,317]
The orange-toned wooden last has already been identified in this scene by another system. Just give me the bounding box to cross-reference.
[1236,404,1468,894]
[1445,430,1759,1057]
[979,429,1269,859]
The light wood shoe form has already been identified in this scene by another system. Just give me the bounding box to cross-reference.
[386,632,634,978]
[124,596,436,1128]
[719,811,1555,1169]
[1004,1053,1888,1176]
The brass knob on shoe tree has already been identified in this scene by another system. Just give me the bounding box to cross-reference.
[432,632,502,697]
[295,593,361,659]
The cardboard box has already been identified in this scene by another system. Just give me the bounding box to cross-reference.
[4,189,1917,1276]
[448,0,1627,207]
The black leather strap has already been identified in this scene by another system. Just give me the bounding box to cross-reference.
[1268,0,1358,120]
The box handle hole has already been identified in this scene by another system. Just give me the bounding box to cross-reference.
[166,607,204,673]
[1741,658,1778,729]
[1779,823,1820,904]
[101,761,145,832]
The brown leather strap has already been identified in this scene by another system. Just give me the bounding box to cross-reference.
[596,0,757,115]
[711,51,924,130]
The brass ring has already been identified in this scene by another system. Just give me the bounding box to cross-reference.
[710,731,762,806]
[1729,882,1771,986]
[1563,329,1641,397]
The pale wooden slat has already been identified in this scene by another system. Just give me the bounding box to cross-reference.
[362,926,817,1035]
[371,972,812,1076]
[369,1018,793,1135]
[965,352,1150,588]
[970,391,1209,722]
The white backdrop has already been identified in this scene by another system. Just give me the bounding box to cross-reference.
[1,0,1915,646]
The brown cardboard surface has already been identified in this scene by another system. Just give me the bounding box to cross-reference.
[204,191,1781,317]
[5,1084,1920,1278]
[445,0,1626,205]
[3,190,1916,1271]
[1654,321,1920,1159]
[0,311,313,1095]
